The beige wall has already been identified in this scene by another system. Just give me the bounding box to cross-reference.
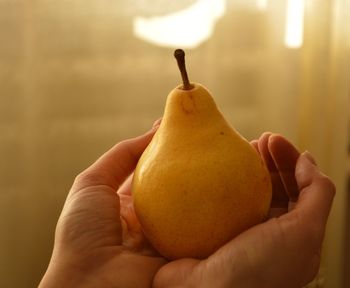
[0,1,349,287]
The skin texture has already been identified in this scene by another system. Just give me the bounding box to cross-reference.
[39,120,335,288]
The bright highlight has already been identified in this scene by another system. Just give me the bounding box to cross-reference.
[256,0,268,11]
[133,0,226,49]
[284,0,305,49]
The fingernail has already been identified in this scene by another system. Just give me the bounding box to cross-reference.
[302,150,317,165]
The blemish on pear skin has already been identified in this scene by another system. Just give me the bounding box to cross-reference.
[181,94,196,114]
[220,131,225,135]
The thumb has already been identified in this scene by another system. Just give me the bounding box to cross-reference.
[71,124,159,193]
[294,151,336,227]
[153,259,199,288]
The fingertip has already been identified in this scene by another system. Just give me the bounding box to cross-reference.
[260,131,273,140]
[257,132,274,170]
[297,152,316,169]
[152,117,162,128]
[267,134,300,202]
[135,122,160,144]
[258,132,273,150]
[294,153,336,226]
[301,150,317,165]
[267,134,289,150]
[267,134,300,168]
[250,140,259,152]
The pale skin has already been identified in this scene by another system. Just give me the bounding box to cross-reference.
[39,120,335,288]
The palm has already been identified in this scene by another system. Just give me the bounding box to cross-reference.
[56,179,166,288]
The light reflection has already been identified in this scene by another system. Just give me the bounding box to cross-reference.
[133,0,226,49]
[256,0,268,11]
[284,0,305,49]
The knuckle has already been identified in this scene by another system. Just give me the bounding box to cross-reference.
[316,173,336,197]
[326,177,336,196]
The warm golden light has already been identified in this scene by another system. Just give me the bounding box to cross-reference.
[1,1,349,287]
[284,0,305,48]
[133,0,226,49]
[256,0,268,11]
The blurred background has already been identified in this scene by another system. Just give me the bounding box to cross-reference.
[0,0,349,287]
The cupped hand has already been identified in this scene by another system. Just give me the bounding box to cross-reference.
[39,120,168,288]
[153,133,336,288]
[40,125,335,288]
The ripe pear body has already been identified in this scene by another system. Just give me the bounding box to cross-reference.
[132,83,272,260]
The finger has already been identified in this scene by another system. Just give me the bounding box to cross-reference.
[153,259,200,288]
[253,134,286,215]
[268,207,289,218]
[294,152,336,226]
[258,133,289,208]
[116,119,162,195]
[117,173,134,196]
[250,139,259,152]
[119,193,143,247]
[302,150,317,165]
[268,134,300,202]
[153,117,162,127]
[72,125,159,192]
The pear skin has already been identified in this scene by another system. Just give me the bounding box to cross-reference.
[132,82,272,260]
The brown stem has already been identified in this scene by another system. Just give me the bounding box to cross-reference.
[174,49,193,90]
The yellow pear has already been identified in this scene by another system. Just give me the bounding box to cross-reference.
[132,49,272,260]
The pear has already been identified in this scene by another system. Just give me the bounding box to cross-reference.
[132,49,272,260]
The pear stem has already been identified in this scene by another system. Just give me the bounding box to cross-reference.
[174,49,193,90]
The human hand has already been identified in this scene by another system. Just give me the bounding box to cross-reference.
[153,132,336,288]
[39,120,168,288]
[40,128,335,288]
